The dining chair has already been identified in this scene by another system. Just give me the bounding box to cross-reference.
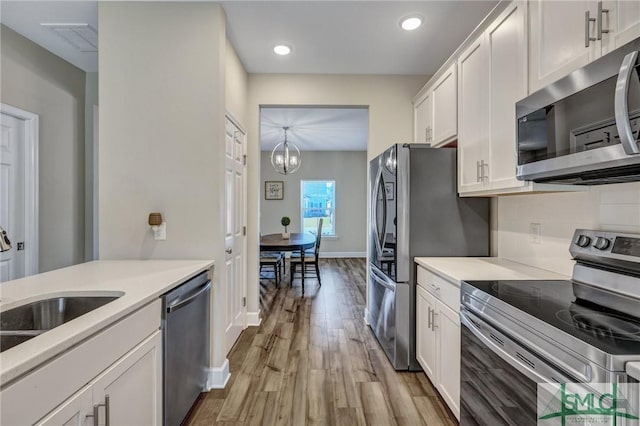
[290,218,323,285]
[260,251,284,285]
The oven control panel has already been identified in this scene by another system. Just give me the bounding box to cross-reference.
[570,229,640,263]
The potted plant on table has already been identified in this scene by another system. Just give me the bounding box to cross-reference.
[281,216,291,239]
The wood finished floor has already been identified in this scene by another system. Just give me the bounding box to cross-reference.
[186,258,458,426]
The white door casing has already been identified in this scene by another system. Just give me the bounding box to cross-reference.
[0,104,38,281]
[224,115,247,354]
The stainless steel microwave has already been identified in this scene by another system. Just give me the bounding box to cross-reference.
[516,37,640,185]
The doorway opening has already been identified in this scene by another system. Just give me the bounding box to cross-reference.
[258,105,369,305]
[0,103,39,281]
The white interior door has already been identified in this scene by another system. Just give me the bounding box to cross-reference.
[0,113,26,282]
[224,116,246,353]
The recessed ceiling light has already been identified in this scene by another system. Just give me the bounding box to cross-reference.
[400,16,423,31]
[274,45,291,56]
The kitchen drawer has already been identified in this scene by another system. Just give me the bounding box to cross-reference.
[416,266,460,313]
[1,299,161,426]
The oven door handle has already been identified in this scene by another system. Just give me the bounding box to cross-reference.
[615,50,640,155]
[460,309,576,384]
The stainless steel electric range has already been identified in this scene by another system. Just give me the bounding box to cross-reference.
[460,229,640,425]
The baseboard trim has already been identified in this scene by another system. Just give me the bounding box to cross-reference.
[319,251,366,258]
[246,310,261,326]
[205,358,230,390]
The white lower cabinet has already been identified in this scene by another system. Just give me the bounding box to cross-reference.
[416,265,461,420]
[435,302,461,417]
[1,300,163,426]
[416,285,437,379]
[92,331,163,426]
[36,331,162,426]
[36,386,94,426]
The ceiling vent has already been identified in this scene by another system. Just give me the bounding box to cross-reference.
[40,23,98,52]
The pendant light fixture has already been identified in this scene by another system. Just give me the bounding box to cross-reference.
[271,126,301,175]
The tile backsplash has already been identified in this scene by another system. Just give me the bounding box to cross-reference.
[497,182,640,276]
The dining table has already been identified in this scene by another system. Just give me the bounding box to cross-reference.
[260,233,316,295]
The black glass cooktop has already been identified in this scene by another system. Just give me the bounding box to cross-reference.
[463,280,640,356]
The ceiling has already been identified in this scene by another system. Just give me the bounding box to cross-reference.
[0,1,498,75]
[222,1,498,75]
[260,107,368,151]
[1,1,496,150]
[1,1,98,72]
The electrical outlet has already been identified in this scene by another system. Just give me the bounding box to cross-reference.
[530,223,541,244]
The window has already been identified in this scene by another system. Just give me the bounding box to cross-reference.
[301,180,335,236]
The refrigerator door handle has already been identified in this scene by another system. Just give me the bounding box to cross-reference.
[380,175,388,253]
[370,266,397,291]
[372,168,384,257]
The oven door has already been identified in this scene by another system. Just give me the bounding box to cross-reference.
[460,308,577,426]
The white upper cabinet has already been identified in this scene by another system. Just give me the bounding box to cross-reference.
[413,64,457,147]
[601,0,640,55]
[457,34,489,194]
[529,0,640,93]
[414,91,432,144]
[487,0,528,191]
[529,0,599,93]
[431,63,458,146]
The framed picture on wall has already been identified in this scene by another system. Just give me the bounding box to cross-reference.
[265,181,284,200]
[384,182,394,200]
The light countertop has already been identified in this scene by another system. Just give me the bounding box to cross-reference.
[415,257,569,285]
[0,259,214,385]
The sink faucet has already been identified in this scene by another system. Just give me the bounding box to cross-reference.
[0,226,12,252]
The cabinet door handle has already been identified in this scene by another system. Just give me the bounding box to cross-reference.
[105,395,110,426]
[482,161,489,182]
[476,160,481,182]
[86,408,98,426]
[427,306,432,329]
[597,1,609,40]
[585,10,596,47]
[92,395,110,426]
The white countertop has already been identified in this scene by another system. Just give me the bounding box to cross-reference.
[0,259,214,385]
[415,257,569,284]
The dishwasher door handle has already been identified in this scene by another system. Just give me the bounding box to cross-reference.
[167,281,211,314]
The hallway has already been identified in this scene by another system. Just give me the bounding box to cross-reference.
[187,258,457,425]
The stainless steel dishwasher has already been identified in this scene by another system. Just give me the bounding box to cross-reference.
[162,271,211,426]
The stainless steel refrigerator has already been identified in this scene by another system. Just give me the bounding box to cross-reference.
[368,144,489,370]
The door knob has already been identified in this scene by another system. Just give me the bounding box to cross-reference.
[226,248,233,254]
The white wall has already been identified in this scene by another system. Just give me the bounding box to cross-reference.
[497,183,640,276]
[98,2,228,372]
[225,39,248,127]
[246,74,428,315]
[85,72,98,261]
[260,151,367,255]
[1,25,86,273]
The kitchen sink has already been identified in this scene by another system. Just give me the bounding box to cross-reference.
[0,294,123,353]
